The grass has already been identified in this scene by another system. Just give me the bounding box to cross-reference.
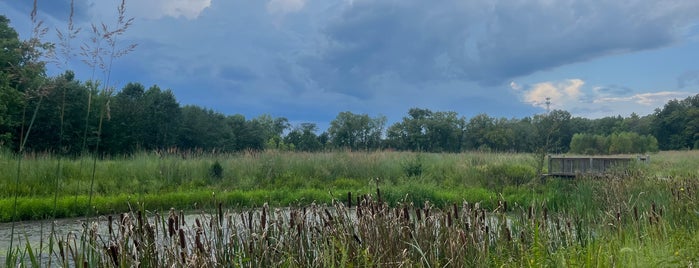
[1,150,698,266]
[0,150,540,221]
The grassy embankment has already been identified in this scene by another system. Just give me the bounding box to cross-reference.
[1,150,547,221]
[0,150,695,222]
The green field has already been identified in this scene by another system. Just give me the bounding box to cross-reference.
[2,150,698,266]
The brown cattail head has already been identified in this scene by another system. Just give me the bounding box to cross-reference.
[179,229,186,250]
[195,230,205,253]
[261,205,267,230]
[108,215,114,236]
[109,244,120,267]
[218,202,223,227]
[453,203,459,220]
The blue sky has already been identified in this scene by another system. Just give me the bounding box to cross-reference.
[2,0,698,129]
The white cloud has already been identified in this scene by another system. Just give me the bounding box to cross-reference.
[523,79,585,110]
[594,91,692,106]
[518,79,695,118]
[266,0,307,15]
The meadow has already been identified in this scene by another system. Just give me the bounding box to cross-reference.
[2,150,698,266]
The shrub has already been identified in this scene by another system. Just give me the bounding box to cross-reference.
[209,160,223,180]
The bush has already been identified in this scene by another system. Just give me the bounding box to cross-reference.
[481,163,536,191]
[209,161,223,180]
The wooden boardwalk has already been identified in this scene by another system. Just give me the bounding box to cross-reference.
[545,155,650,177]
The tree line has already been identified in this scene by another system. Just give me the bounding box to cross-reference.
[1,15,697,155]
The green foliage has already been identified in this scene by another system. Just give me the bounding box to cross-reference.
[480,163,536,191]
[569,132,659,154]
[328,111,385,150]
[209,160,223,180]
[401,153,423,177]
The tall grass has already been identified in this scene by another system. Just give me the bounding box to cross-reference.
[1,150,697,222]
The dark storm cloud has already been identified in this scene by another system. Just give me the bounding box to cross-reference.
[306,0,699,98]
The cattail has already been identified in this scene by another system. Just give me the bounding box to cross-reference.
[174,214,179,231]
[195,230,205,253]
[289,210,295,229]
[543,207,548,222]
[180,210,186,226]
[348,192,352,208]
[248,211,253,230]
[447,211,452,227]
[505,227,512,242]
[415,208,422,222]
[108,215,114,236]
[218,202,223,227]
[109,243,119,267]
[453,203,459,220]
[633,206,639,222]
[261,205,267,230]
[503,201,508,212]
[137,210,143,229]
[179,229,186,249]
[528,206,533,220]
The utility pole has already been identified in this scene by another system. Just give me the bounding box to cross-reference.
[545,97,551,114]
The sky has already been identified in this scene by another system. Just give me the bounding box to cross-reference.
[2,0,698,130]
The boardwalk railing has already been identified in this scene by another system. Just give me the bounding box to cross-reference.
[546,155,650,177]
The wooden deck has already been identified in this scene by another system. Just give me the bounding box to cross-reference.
[545,155,649,177]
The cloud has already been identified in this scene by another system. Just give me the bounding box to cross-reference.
[87,0,212,20]
[521,79,585,110]
[267,0,307,15]
[594,91,692,106]
[517,78,695,117]
[304,0,699,98]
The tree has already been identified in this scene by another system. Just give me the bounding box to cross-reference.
[252,114,289,150]
[328,111,385,151]
[652,94,699,150]
[103,82,146,153]
[21,71,89,154]
[141,85,181,150]
[285,123,322,151]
